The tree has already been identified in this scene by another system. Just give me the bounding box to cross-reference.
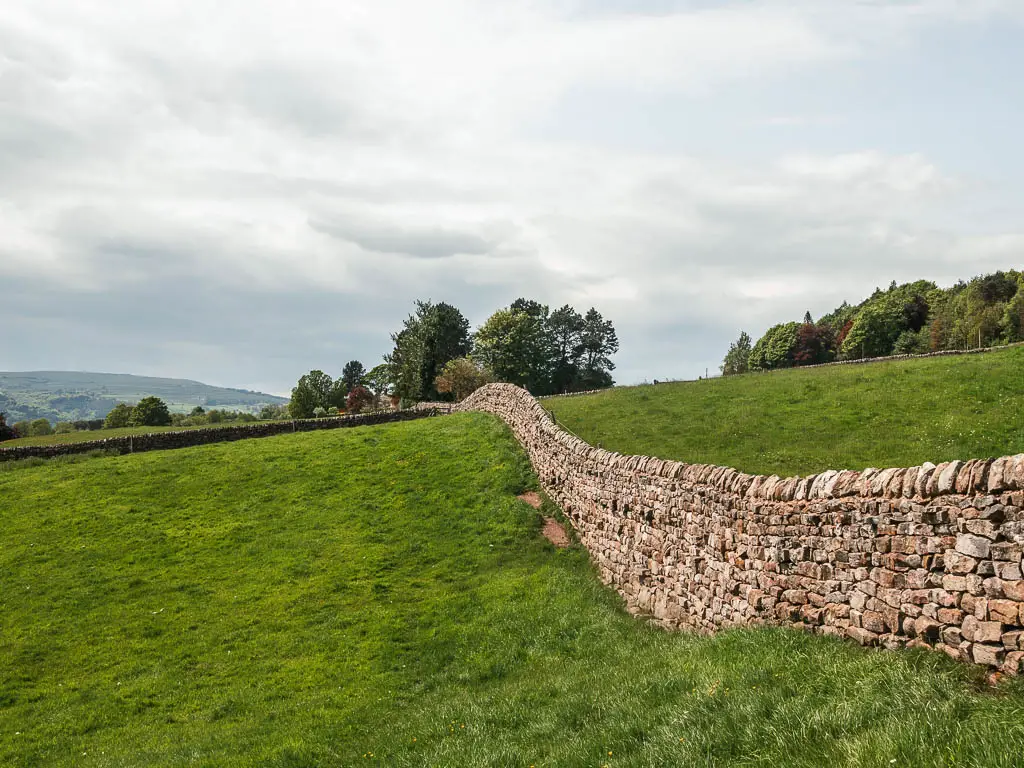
[258,404,289,420]
[131,397,172,427]
[346,385,375,414]
[0,412,16,442]
[749,322,800,370]
[386,300,471,401]
[434,357,494,401]
[793,323,835,366]
[289,370,339,419]
[841,302,903,358]
[341,360,366,391]
[720,331,752,376]
[578,308,618,389]
[548,305,586,393]
[473,307,553,393]
[27,418,53,436]
[105,403,134,429]
[190,406,206,417]
[364,363,393,398]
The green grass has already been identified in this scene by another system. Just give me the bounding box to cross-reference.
[3,421,271,448]
[3,414,1024,767]
[546,346,1024,477]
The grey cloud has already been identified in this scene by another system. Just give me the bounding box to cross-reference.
[310,216,494,259]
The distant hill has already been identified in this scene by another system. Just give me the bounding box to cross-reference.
[0,371,288,423]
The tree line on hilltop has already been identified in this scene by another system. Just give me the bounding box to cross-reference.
[721,270,1024,375]
[286,298,619,419]
[0,297,618,440]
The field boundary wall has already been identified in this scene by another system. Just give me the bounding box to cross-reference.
[458,383,1024,674]
[0,409,443,463]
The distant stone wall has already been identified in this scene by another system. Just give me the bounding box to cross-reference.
[457,383,1024,674]
[0,409,442,463]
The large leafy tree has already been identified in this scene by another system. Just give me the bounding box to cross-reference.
[289,370,345,419]
[104,402,135,429]
[386,301,471,401]
[131,397,172,427]
[473,300,618,394]
[473,306,553,394]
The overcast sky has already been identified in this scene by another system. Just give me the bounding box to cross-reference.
[3,1,1023,395]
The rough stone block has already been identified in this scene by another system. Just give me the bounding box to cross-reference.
[846,626,879,646]
[988,599,1019,625]
[972,643,1005,667]
[956,534,991,560]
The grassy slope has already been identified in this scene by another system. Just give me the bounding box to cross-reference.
[2,415,1024,767]
[546,346,1024,477]
[3,421,272,448]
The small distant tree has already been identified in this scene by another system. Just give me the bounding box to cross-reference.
[131,397,172,427]
[364,363,393,398]
[105,403,135,429]
[792,323,835,366]
[190,406,205,417]
[258,404,289,420]
[28,418,54,437]
[748,322,800,370]
[434,357,494,401]
[341,360,367,391]
[720,331,752,376]
[290,370,344,418]
[12,420,30,437]
[54,421,76,434]
[0,412,16,442]
[578,308,619,390]
[346,385,375,414]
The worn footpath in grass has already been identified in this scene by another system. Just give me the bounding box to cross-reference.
[2,413,1024,767]
[545,345,1024,477]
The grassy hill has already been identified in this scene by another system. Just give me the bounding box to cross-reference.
[3,415,1024,766]
[0,371,287,423]
[545,346,1024,477]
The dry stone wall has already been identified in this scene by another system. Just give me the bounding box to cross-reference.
[0,408,442,463]
[457,383,1024,674]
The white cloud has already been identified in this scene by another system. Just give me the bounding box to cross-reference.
[0,0,1022,390]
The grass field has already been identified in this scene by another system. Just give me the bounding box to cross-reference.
[2,420,271,448]
[3,413,1024,767]
[545,346,1024,477]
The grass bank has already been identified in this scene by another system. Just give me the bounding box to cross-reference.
[2,414,1023,766]
[545,345,1024,477]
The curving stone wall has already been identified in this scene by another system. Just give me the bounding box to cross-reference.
[457,383,1024,674]
[0,409,442,463]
